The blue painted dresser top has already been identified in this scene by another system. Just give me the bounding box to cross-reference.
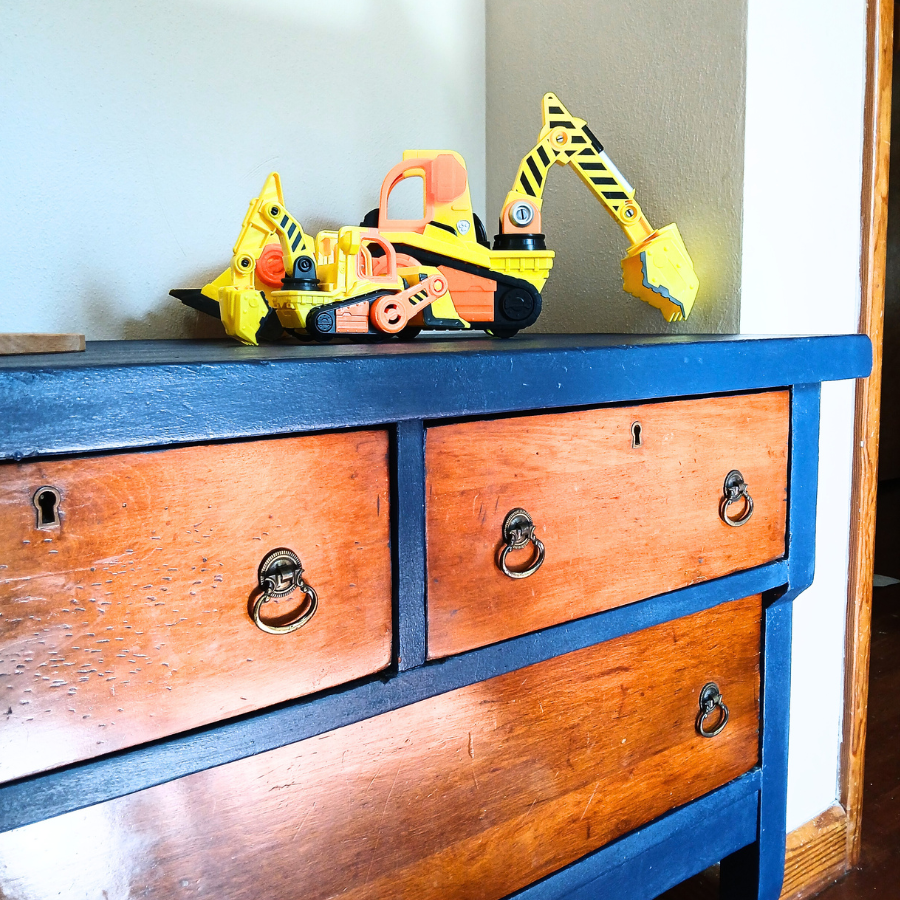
[0,334,873,458]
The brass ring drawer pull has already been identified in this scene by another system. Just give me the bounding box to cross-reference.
[720,469,754,527]
[696,682,729,738]
[498,508,545,579]
[253,548,318,635]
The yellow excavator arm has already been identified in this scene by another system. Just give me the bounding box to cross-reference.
[224,173,317,290]
[177,174,321,345]
[501,93,699,322]
[257,197,318,289]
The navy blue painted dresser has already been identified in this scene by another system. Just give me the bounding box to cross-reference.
[0,334,871,899]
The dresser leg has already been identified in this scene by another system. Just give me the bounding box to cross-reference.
[720,842,763,900]
[721,593,794,900]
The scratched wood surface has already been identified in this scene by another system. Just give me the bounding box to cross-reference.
[0,595,761,900]
[426,392,789,657]
[0,431,391,782]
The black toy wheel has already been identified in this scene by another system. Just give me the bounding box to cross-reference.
[396,326,422,342]
[473,213,489,248]
[498,287,536,323]
[360,207,380,229]
[307,308,334,342]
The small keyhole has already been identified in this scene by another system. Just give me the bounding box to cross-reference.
[631,422,643,448]
[33,486,61,529]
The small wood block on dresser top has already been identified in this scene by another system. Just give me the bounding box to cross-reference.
[0,333,85,355]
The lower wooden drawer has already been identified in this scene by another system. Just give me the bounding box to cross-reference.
[0,595,761,900]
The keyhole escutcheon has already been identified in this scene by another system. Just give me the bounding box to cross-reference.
[33,486,61,529]
[631,422,643,448]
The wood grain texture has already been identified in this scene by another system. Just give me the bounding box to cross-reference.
[426,393,788,657]
[0,333,84,355]
[0,560,787,834]
[841,0,893,870]
[0,595,761,900]
[779,805,849,900]
[0,431,391,782]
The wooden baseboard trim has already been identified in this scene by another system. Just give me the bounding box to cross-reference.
[664,805,851,898]
[779,804,850,900]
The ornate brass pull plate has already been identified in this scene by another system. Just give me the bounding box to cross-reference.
[720,469,754,527]
[696,682,729,738]
[253,547,318,635]
[498,508,545,579]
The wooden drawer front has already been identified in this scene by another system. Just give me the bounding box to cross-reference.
[0,596,761,900]
[426,391,788,657]
[0,432,391,782]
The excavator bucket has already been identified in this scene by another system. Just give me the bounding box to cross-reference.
[620,223,699,322]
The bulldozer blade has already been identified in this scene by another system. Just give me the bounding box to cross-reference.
[170,289,221,320]
[620,223,699,322]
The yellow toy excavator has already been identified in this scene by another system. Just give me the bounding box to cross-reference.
[172,94,699,343]
[495,92,698,322]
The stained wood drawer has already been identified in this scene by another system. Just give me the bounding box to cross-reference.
[426,391,788,657]
[0,431,391,782]
[0,595,761,900]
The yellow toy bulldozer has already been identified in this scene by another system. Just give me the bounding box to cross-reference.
[173,172,452,344]
[172,94,699,344]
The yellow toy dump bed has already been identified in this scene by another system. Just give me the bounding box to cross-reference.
[488,249,555,290]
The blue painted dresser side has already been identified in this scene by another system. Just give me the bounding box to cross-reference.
[721,383,822,900]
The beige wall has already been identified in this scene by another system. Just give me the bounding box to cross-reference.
[486,0,746,334]
[0,0,486,340]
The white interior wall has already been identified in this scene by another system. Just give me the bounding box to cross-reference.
[741,0,866,831]
[0,0,486,339]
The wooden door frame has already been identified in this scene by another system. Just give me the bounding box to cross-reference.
[780,1,893,897]
[842,0,893,866]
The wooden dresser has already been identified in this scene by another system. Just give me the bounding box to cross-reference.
[0,335,870,900]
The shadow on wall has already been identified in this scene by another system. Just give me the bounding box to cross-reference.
[122,303,226,341]
[1,0,485,339]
